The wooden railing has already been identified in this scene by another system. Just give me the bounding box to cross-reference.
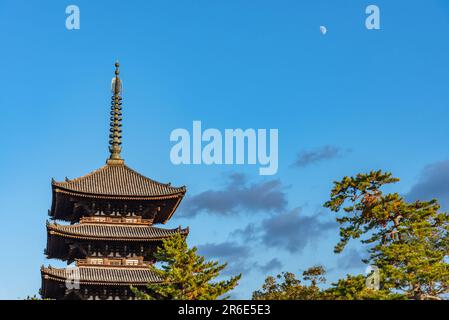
[76,257,149,267]
[80,216,153,225]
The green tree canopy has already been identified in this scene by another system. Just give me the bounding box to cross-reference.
[324,170,449,300]
[252,266,404,300]
[252,266,327,300]
[325,274,405,300]
[253,170,449,300]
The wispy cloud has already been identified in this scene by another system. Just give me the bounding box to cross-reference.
[197,241,251,276]
[260,208,337,253]
[180,173,287,217]
[254,258,283,274]
[336,248,366,271]
[406,159,449,210]
[293,145,350,168]
[230,224,259,243]
[232,208,337,254]
[197,243,283,276]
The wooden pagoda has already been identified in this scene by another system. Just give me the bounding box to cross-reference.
[41,62,188,300]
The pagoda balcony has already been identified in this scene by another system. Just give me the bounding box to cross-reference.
[80,216,153,225]
[76,256,150,268]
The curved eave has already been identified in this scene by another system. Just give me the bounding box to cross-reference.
[50,186,186,224]
[41,274,158,286]
[41,268,162,286]
[47,225,189,242]
[50,163,187,199]
[164,195,184,223]
[52,185,186,201]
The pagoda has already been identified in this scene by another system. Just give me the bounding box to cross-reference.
[41,62,188,300]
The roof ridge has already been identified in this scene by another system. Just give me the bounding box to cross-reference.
[47,222,189,239]
[48,222,188,231]
[41,265,162,284]
[54,163,186,190]
[51,163,186,198]
[52,164,110,185]
[122,164,176,188]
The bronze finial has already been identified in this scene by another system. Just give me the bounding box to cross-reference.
[107,61,124,165]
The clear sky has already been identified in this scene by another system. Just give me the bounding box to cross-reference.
[0,0,449,299]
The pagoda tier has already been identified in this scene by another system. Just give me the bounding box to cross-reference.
[46,221,189,262]
[41,265,162,300]
[50,163,186,223]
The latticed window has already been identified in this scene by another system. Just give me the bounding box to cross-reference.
[90,258,104,265]
[109,259,122,266]
[125,259,139,266]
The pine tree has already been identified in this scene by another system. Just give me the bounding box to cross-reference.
[252,267,406,300]
[132,233,241,300]
[324,170,449,300]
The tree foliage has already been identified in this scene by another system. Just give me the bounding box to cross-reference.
[132,233,241,300]
[254,170,449,300]
[324,170,449,300]
[325,274,405,300]
[252,266,403,300]
[252,266,327,300]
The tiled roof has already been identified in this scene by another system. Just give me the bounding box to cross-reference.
[41,266,162,285]
[52,163,186,198]
[47,223,189,241]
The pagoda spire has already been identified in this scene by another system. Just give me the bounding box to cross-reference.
[107,61,124,165]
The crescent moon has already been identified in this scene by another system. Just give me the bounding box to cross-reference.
[320,26,327,35]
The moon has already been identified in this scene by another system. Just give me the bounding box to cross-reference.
[320,26,327,35]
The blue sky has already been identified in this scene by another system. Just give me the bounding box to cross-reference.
[1,0,449,299]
